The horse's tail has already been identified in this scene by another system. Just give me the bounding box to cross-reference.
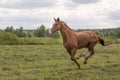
[98,36,110,46]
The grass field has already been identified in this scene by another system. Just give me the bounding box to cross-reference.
[0,44,120,80]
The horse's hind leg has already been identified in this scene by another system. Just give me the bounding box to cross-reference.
[84,49,94,64]
[83,41,97,64]
[76,50,89,60]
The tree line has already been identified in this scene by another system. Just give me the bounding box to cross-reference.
[1,25,61,38]
[0,25,120,45]
[77,27,120,38]
[0,25,120,39]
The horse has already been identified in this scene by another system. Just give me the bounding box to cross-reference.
[49,18,109,69]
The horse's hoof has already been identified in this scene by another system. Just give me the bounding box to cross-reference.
[78,67,81,70]
[84,61,87,64]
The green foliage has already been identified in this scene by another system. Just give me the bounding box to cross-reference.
[45,28,50,37]
[3,32,18,40]
[0,32,22,45]
[20,38,62,45]
[15,27,28,37]
[0,28,62,45]
[5,26,15,33]
[3,26,120,39]
[0,44,119,80]
[93,27,120,38]
[4,26,35,38]
[51,31,61,39]
[27,31,34,38]
[0,32,62,45]
[35,25,46,37]
[1,26,120,45]
[3,25,62,39]
[77,27,120,38]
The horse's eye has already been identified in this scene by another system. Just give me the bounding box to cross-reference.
[55,24,57,26]
[53,23,57,26]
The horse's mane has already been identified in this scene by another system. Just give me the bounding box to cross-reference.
[61,21,73,31]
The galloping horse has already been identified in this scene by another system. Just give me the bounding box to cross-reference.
[49,18,109,69]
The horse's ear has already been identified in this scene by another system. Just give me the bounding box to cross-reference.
[57,18,60,21]
[54,18,57,21]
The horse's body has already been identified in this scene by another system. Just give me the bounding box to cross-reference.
[49,18,108,69]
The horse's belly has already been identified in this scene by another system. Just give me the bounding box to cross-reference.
[78,43,89,49]
[77,38,91,49]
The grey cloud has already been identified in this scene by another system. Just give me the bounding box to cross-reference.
[64,17,100,29]
[108,10,120,20]
[71,0,101,4]
[64,0,101,9]
[0,0,56,9]
[106,10,120,27]
[0,15,51,29]
[0,15,50,23]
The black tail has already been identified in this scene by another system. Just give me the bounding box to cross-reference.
[98,36,110,46]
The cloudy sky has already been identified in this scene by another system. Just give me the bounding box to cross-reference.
[0,0,120,29]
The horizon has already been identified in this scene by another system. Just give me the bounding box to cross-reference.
[0,25,120,30]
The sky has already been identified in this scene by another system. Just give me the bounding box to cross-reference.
[0,0,120,29]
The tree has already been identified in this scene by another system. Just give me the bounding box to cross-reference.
[14,27,28,37]
[5,26,15,33]
[27,32,34,38]
[5,26,9,32]
[35,25,46,37]
[4,32,18,41]
[45,28,50,37]
[0,31,19,45]
[9,26,15,33]
[52,31,61,39]
[115,28,120,38]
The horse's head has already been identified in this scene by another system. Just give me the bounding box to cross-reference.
[49,18,61,35]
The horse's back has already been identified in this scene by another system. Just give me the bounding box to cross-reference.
[76,31,98,48]
[82,31,98,39]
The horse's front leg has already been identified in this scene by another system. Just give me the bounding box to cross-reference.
[69,48,80,69]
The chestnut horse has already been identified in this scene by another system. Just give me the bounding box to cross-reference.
[49,18,109,69]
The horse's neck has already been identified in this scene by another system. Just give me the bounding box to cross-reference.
[60,24,74,42]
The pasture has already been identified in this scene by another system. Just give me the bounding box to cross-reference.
[0,44,120,80]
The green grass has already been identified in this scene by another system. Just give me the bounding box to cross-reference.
[20,38,62,45]
[0,38,63,45]
[0,37,120,45]
[0,44,120,80]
